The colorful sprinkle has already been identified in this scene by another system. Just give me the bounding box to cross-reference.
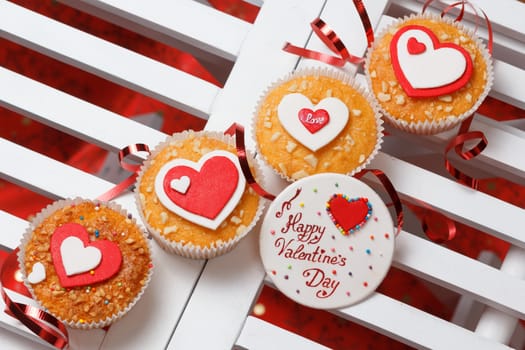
[94,230,100,238]
[349,246,354,251]
[331,248,336,253]
[384,233,390,239]
[79,216,84,220]
[313,188,318,193]
[346,291,351,296]
[104,300,109,305]
[332,270,337,275]
[369,265,373,270]
[374,217,378,222]
[270,229,275,235]
[335,182,339,188]
[363,282,368,287]
[296,289,300,294]
[284,275,289,280]
[366,249,371,255]
[90,270,95,275]
[287,265,292,270]
[117,282,122,287]
[331,235,336,240]
[127,214,132,219]
[348,271,353,276]
[317,211,322,216]
[299,202,304,208]
[370,235,375,240]
[271,270,276,275]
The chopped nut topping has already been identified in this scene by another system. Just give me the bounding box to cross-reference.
[163,225,178,234]
[263,121,272,129]
[352,109,362,117]
[465,93,472,103]
[358,154,365,163]
[278,163,287,174]
[304,154,318,168]
[370,70,377,78]
[287,83,298,92]
[160,212,168,224]
[230,216,242,224]
[444,106,453,113]
[285,141,297,153]
[377,93,391,102]
[291,170,309,180]
[381,81,389,93]
[325,89,332,97]
[270,132,281,142]
[395,95,405,105]
[438,95,453,102]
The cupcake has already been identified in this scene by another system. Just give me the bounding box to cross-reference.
[18,198,153,329]
[365,13,493,134]
[135,130,264,259]
[253,68,383,181]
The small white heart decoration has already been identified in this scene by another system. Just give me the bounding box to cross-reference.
[27,262,46,284]
[277,93,349,151]
[60,236,102,276]
[170,175,191,194]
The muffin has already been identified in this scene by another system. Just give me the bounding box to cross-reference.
[253,68,383,181]
[18,198,153,329]
[365,13,493,134]
[136,130,264,259]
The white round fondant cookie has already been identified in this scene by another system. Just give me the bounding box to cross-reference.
[260,173,395,309]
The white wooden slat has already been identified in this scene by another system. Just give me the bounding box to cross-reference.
[58,0,251,61]
[0,67,166,153]
[235,316,330,350]
[0,140,205,350]
[334,292,511,350]
[0,0,219,119]
[393,231,525,319]
[369,152,525,248]
[413,0,525,42]
[171,1,393,349]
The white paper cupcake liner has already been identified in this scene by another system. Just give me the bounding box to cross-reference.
[135,130,266,259]
[364,13,494,135]
[17,197,153,329]
[252,67,384,182]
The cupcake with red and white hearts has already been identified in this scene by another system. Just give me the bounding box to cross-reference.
[18,198,153,329]
[253,68,383,181]
[135,130,264,259]
[365,13,493,135]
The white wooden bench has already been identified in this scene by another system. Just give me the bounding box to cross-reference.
[1,0,524,349]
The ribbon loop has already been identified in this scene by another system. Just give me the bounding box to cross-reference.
[97,143,151,201]
[283,0,374,67]
[224,123,276,201]
[354,169,403,236]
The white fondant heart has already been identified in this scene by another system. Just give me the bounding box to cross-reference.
[27,262,46,284]
[60,236,102,276]
[278,93,349,151]
[395,28,467,89]
[170,175,190,194]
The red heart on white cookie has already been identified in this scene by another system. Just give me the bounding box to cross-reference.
[51,223,122,288]
[154,150,246,230]
[278,93,349,152]
[390,25,473,97]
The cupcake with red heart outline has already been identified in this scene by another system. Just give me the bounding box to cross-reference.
[18,198,153,329]
[253,68,383,182]
[135,130,264,259]
[365,13,493,135]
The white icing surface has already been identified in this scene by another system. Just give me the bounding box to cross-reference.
[60,236,102,276]
[277,93,348,151]
[154,150,246,230]
[170,175,190,194]
[395,28,467,89]
[27,262,46,284]
[260,173,395,309]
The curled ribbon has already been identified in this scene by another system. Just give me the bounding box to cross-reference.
[97,143,150,201]
[1,248,69,349]
[354,169,404,236]
[422,0,492,189]
[224,123,276,201]
[283,0,374,66]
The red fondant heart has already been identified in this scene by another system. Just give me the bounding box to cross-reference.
[326,195,372,235]
[390,25,473,97]
[163,155,240,220]
[50,223,122,288]
[298,108,330,134]
[407,37,426,54]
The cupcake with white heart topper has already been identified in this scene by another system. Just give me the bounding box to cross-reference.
[365,13,493,135]
[18,198,153,329]
[253,68,383,182]
[135,130,265,259]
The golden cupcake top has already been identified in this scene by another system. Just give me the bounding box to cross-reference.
[136,131,261,255]
[254,69,382,181]
[366,14,492,133]
[20,199,152,328]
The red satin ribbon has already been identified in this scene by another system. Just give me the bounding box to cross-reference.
[1,248,69,349]
[224,123,276,201]
[283,0,374,66]
[422,1,492,190]
[444,116,488,190]
[97,143,150,201]
[354,169,404,236]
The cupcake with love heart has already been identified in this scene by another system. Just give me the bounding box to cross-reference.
[135,130,264,259]
[18,198,153,329]
[253,68,383,181]
[365,13,493,135]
